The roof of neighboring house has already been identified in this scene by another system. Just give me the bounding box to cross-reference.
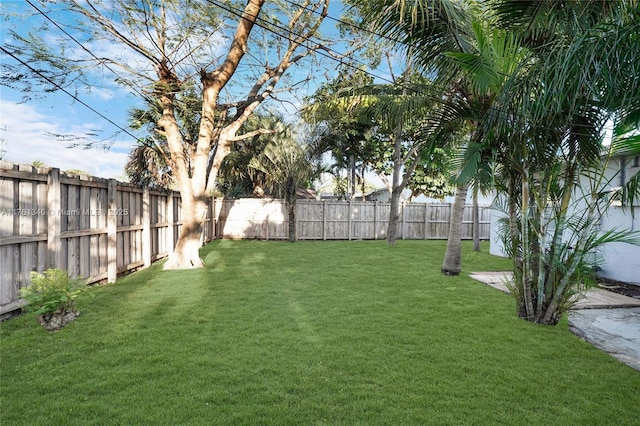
[601,145,639,158]
[296,188,317,199]
[366,188,390,196]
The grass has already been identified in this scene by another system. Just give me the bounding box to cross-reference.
[1,240,638,425]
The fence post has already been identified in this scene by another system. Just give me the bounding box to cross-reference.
[212,198,217,240]
[208,197,214,243]
[107,179,117,283]
[294,201,299,241]
[46,167,61,269]
[142,185,151,268]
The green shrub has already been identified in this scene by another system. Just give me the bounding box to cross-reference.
[19,269,88,317]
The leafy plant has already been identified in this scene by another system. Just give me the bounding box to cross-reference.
[19,269,88,317]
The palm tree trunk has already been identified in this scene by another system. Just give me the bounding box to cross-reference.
[519,165,535,320]
[441,183,469,275]
[287,201,296,242]
[349,154,356,200]
[473,184,480,251]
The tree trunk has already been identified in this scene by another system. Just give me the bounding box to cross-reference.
[386,128,405,245]
[519,165,536,321]
[472,184,480,251]
[506,177,527,318]
[386,187,403,245]
[361,162,367,201]
[164,192,207,269]
[349,154,356,200]
[287,201,296,242]
[162,0,265,269]
[441,183,469,275]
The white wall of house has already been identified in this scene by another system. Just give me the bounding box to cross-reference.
[597,206,640,284]
[489,206,507,257]
[490,205,640,284]
[589,153,639,284]
[489,154,640,285]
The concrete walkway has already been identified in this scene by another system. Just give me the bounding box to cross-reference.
[470,271,640,371]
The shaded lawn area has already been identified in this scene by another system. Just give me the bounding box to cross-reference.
[1,240,638,425]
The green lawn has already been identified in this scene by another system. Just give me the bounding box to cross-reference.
[1,240,638,425]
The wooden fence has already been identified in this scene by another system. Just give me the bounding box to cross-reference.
[0,162,203,315]
[1,161,490,315]
[213,198,490,241]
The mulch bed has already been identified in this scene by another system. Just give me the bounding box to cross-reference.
[597,278,640,299]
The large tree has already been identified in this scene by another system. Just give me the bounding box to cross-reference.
[304,60,460,245]
[2,0,330,269]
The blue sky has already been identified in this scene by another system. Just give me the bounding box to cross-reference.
[1,1,159,177]
[0,0,358,179]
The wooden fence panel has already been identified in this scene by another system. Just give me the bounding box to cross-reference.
[0,163,50,312]
[172,193,180,249]
[296,201,323,239]
[351,201,375,239]
[0,162,184,316]
[263,200,287,240]
[18,165,36,297]
[426,203,451,239]
[114,185,144,273]
[325,201,350,239]
[149,192,162,260]
[214,199,290,240]
[478,205,492,241]
[404,202,425,239]
[375,203,391,240]
[209,199,493,242]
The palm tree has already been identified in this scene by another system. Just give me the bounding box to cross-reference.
[355,0,639,323]
[125,137,173,189]
[125,94,200,190]
[249,127,316,242]
[355,0,524,271]
[485,0,640,324]
[303,66,377,200]
[440,22,525,274]
[216,114,284,198]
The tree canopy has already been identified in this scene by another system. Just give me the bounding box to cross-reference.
[2,0,332,268]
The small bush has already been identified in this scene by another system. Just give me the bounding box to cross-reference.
[19,269,89,330]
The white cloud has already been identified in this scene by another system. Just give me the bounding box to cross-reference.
[0,100,133,179]
[84,86,115,101]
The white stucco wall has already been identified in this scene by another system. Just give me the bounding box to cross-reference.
[489,205,507,258]
[489,155,640,284]
[596,206,640,284]
[490,205,639,284]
